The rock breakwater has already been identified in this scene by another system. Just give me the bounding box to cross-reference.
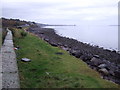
[28,27,120,84]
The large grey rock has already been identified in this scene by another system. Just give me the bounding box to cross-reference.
[109,70,115,76]
[99,68,109,75]
[62,47,69,51]
[50,42,58,47]
[90,57,103,66]
[106,63,118,71]
[73,51,83,58]
[93,55,100,58]
[44,38,49,42]
[98,64,107,68]
[114,70,120,79]
[80,54,92,61]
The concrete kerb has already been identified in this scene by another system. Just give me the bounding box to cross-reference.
[2,29,20,88]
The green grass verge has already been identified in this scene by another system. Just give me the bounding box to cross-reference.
[13,28,120,88]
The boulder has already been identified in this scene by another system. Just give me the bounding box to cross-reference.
[39,32,44,34]
[69,49,77,55]
[99,68,109,75]
[61,46,69,51]
[50,42,58,47]
[64,44,68,47]
[44,38,49,42]
[80,54,92,61]
[93,55,100,58]
[90,57,103,66]
[106,63,118,71]
[98,64,107,68]
[74,52,83,58]
[117,65,120,69]
[109,70,115,76]
[57,43,63,46]
[114,70,120,79]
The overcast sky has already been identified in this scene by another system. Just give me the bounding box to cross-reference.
[2,0,119,25]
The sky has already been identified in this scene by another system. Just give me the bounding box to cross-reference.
[1,0,120,25]
[1,0,120,50]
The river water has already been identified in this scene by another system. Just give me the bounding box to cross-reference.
[44,25,118,51]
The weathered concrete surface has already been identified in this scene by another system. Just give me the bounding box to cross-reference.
[0,49,2,90]
[0,28,2,89]
[1,29,20,88]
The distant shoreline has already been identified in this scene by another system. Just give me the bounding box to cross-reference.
[44,25,76,26]
[37,23,76,27]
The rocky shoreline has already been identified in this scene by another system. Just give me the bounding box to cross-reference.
[28,26,120,85]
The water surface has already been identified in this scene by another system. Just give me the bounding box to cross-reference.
[45,25,118,51]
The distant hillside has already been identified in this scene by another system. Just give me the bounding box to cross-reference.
[1,18,36,28]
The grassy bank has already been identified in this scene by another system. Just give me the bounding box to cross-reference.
[2,28,7,44]
[12,28,120,88]
[0,28,8,47]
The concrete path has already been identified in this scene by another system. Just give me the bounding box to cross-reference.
[1,29,20,88]
[0,28,2,89]
[0,48,2,90]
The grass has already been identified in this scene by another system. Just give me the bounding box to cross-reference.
[0,27,7,47]
[12,28,120,88]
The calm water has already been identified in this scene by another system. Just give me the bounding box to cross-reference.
[45,25,118,51]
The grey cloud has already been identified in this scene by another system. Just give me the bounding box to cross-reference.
[2,0,118,25]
